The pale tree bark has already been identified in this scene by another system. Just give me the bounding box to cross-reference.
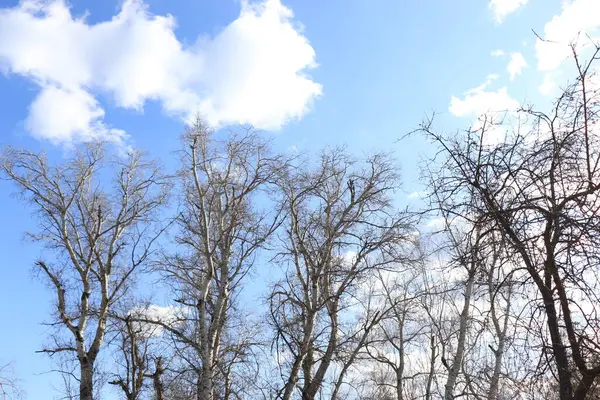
[419,177,486,400]
[150,357,165,400]
[1,142,170,400]
[146,119,283,400]
[330,286,387,400]
[453,233,517,400]
[425,335,436,400]
[443,259,476,400]
[109,313,164,400]
[418,257,449,400]
[485,239,514,400]
[428,207,481,400]
[424,154,522,399]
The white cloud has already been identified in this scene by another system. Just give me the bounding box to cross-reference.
[449,76,520,144]
[535,0,600,72]
[491,50,527,80]
[507,52,528,80]
[0,0,321,144]
[425,217,446,230]
[25,86,126,145]
[449,77,519,118]
[539,71,560,96]
[343,250,358,266]
[407,191,425,199]
[129,304,184,337]
[489,0,529,24]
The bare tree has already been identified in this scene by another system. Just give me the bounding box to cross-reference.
[419,42,600,400]
[440,225,481,400]
[270,148,416,400]
[0,362,24,400]
[109,312,165,400]
[471,235,516,400]
[149,356,166,400]
[422,158,525,400]
[329,282,388,400]
[143,119,283,400]
[0,142,170,400]
[363,269,426,400]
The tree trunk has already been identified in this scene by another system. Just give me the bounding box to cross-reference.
[80,357,94,400]
[281,356,302,400]
[282,310,317,400]
[396,370,404,400]
[198,359,213,400]
[303,306,338,400]
[396,320,405,400]
[487,335,505,400]
[197,364,213,400]
[543,291,573,400]
[425,335,436,400]
[444,268,475,400]
[152,358,165,400]
[487,287,511,400]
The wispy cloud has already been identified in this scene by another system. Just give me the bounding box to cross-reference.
[407,191,425,200]
[489,0,529,24]
[507,52,528,80]
[491,50,528,80]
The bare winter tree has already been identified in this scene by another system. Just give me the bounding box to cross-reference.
[108,312,166,400]
[404,219,481,400]
[0,362,24,400]
[438,223,482,400]
[460,233,518,400]
[144,119,284,400]
[270,148,416,400]
[328,281,389,400]
[419,42,600,400]
[363,269,428,400]
[0,142,170,400]
[421,158,525,400]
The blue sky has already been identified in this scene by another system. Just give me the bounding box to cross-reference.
[0,0,597,397]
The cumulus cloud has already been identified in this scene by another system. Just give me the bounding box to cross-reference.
[507,52,528,80]
[536,0,600,72]
[534,0,600,95]
[25,86,127,145]
[449,75,519,144]
[449,76,519,118]
[0,0,322,144]
[491,50,527,80]
[489,0,529,24]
